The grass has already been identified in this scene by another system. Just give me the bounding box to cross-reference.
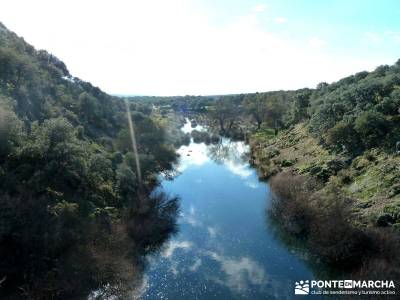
[249,122,400,227]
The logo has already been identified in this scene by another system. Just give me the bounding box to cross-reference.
[294,279,396,296]
[295,280,310,295]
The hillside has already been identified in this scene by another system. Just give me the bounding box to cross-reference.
[0,23,181,299]
[248,60,400,227]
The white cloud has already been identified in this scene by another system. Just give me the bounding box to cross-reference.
[181,204,201,227]
[308,37,326,48]
[274,17,287,24]
[177,143,210,171]
[207,252,267,292]
[0,0,396,95]
[245,181,258,189]
[189,258,202,271]
[207,226,218,238]
[162,240,192,258]
[252,4,269,13]
[226,160,252,178]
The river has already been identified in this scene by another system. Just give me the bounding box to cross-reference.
[138,120,317,299]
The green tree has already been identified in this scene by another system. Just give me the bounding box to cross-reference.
[211,97,239,133]
[354,111,390,148]
[265,95,285,134]
[243,93,268,129]
[289,92,311,124]
[0,104,23,161]
[326,121,360,154]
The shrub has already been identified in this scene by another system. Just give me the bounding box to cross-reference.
[269,172,315,236]
[269,172,400,273]
[354,111,390,149]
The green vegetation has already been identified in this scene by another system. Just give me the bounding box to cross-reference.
[0,23,181,298]
[248,60,400,226]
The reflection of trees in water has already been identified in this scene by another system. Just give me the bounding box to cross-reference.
[0,192,179,300]
[91,192,180,299]
[264,205,341,280]
[207,140,249,165]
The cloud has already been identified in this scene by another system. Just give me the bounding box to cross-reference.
[245,181,258,189]
[189,258,202,272]
[225,160,252,178]
[177,143,210,171]
[308,37,326,48]
[207,252,267,292]
[162,240,192,258]
[252,4,268,13]
[207,226,218,238]
[0,0,396,95]
[274,17,287,24]
[181,204,201,227]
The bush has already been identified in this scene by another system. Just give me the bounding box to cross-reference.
[354,111,390,149]
[326,121,361,154]
[269,172,315,236]
[269,172,400,273]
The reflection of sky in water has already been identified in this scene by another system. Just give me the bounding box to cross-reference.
[181,118,206,134]
[140,121,316,300]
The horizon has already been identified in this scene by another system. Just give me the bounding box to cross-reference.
[1,0,400,96]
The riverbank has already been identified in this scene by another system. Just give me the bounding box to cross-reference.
[249,123,400,227]
[248,122,400,292]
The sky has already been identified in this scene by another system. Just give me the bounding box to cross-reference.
[0,0,399,96]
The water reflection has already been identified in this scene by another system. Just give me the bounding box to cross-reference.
[88,193,180,300]
[206,251,267,293]
[139,121,317,299]
[181,118,206,134]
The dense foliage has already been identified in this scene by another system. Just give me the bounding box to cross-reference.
[308,64,400,155]
[0,22,180,298]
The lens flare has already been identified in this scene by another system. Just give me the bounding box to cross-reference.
[125,99,142,186]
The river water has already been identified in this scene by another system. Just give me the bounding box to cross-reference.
[139,120,317,299]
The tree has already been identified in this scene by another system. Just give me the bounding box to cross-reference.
[265,95,285,134]
[0,104,23,161]
[354,110,389,148]
[243,93,268,129]
[289,92,311,124]
[326,121,360,154]
[211,97,239,133]
[79,92,100,124]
